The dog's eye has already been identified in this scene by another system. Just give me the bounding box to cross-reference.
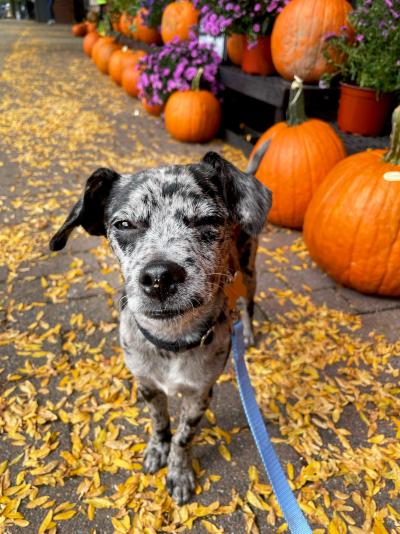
[193,216,225,227]
[114,220,137,231]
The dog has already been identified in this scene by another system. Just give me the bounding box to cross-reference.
[50,150,271,504]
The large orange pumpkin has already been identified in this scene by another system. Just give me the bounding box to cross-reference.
[161,1,199,43]
[94,41,120,74]
[83,31,99,57]
[134,8,161,44]
[72,22,87,37]
[227,34,246,66]
[122,66,141,97]
[164,69,221,143]
[251,78,346,228]
[109,47,136,85]
[303,106,400,296]
[271,0,351,83]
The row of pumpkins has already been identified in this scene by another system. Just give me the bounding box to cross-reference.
[79,29,222,143]
[252,78,400,297]
[75,0,352,83]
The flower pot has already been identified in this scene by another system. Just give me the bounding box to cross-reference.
[142,99,164,116]
[241,36,274,76]
[338,83,392,136]
[227,34,246,66]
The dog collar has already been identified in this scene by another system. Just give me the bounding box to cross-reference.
[134,312,225,354]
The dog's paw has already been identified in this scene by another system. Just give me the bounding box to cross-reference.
[166,466,195,505]
[143,440,170,474]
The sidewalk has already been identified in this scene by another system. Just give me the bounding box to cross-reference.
[0,21,399,534]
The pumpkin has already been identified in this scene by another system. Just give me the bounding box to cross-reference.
[271,0,351,83]
[303,105,400,296]
[227,34,246,66]
[134,8,161,44]
[109,46,136,85]
[142,99,164,116]
[85,21,97,33]
[83,31,99,57]
[122,65,141,97]
[94,40,120,74]
[164,68,221,143]
[251,77,346,229]
[161,1,199,43]
[72,22,87,37]
[91,36,114,64]
[119,11,134,37]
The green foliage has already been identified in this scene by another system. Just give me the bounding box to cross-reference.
[322,0,400,94]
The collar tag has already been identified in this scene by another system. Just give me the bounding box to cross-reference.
[224,271,247,311]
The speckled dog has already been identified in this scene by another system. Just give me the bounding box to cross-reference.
[50,151,271,504]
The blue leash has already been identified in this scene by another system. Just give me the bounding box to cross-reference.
[232,320,312,534]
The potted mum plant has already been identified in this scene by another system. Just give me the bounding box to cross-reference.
[322,0,400,136]
[193,0,288,75]
[137,34,222,114]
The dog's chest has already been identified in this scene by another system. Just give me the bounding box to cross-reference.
[119,310,229,397]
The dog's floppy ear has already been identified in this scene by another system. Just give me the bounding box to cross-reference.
[202,152,272,235]
[49,168,120,251]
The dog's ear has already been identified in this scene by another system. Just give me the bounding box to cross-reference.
[49,168,120,251]
[202,152,272,235]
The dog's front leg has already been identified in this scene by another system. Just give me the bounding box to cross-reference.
[167,389,211,504]
[139,384,172,474]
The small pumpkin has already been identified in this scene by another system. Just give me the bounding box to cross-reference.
[134,8,161,44]
[227,34,246,66]
[122,65,141,97]
[142,99,164,116]
[303,105,400,296]
[91,36,114,64]
[251,77,346,228]
[164,68,221,143]
[72,22,87,37]
[271,0,351,83]
[109,46,136,85]
[85,21,97,33]
[119,11,134,37]
[94,40,120,74]
[83,31,99,57]
[161,0,199,43]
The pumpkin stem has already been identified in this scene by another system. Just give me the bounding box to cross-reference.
[384,105,400,166]
[191,68,204,91]
[287,76,307,126]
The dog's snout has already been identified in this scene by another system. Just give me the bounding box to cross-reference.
[139,260,187,301]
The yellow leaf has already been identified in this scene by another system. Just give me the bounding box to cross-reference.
[38,510,53,533]
[218,444,231,462]
[26,496,50,509]
[287,463,294,481]
[54,510,77,520]
[201,519,224,534]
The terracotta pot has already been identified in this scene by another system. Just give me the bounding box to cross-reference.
[338,83,392,136]
[241,36,274,76]
[142,99,164,116]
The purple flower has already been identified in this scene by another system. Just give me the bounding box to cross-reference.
[356,34,364,42]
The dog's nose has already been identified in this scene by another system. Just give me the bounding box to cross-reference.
[139,260,186,301]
